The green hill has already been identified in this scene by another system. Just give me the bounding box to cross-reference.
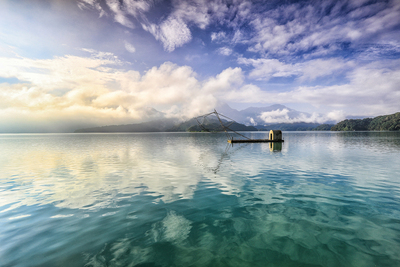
[313,124,334,131]
[331,112,400,131]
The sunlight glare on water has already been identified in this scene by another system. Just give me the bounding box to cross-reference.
[1,132,400,266]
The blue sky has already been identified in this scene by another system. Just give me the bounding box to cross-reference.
[1,0,400,132]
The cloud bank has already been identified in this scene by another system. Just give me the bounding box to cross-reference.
[1,0,400,132]
[0,51,241,132]
[1,49,400,132]
[258,109,345,124]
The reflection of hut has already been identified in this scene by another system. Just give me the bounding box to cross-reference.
[269,142,282,152]
[269,130,282,141]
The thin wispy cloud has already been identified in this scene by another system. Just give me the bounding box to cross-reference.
[124,41,136,53]
[238,57,354,82]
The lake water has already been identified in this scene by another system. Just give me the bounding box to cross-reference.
[1,131,400,267]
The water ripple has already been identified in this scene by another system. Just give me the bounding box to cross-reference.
[1,132,400,266]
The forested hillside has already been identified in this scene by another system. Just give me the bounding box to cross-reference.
[331,112,400,131]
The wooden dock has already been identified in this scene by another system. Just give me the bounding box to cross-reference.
[228,139,284,143]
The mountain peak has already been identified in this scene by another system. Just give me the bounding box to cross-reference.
[212,103,313,125]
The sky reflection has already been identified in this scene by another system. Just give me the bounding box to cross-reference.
[1,132,400,213]
[1,132,400,266]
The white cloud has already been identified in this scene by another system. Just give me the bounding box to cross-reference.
[159,16,192,52]
[124,41,136,53]
[259,109,292,123]
[258,109,345,124]
[79,0,153,22]
[238,57,353,82]
[217,47,233,56]
[224,59,400,117]
[77,0,254,52]
[106,0,135,29]
[141,16,192,52]
[238,58,298,80]
[170,0,211,30]
[247,0,400,55]
[203,67,244,94]
[299,58,354,82]
[78,0,107,17]
[184,54,201,61]
[0,53,246,132]
[140,0,219,51]
[123,0,152,18]
[77,0,400,55]
[1,48,399,132]
[211,31,226,42]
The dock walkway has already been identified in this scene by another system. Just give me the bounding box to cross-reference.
[228,139,284,143]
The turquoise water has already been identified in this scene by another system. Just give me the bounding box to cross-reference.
[1,132,400,267]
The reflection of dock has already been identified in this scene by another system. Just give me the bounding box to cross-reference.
[228,139,284,143]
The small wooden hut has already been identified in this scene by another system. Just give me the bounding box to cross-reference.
[269,130,282,141]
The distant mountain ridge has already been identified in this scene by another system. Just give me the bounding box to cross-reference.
[74,118,178,133]
[74,117,256,133]
[255,123,334,131]
[331,112,400,131]
[75,103,360,133]
[167,117,257,132]
[216,103,310,125]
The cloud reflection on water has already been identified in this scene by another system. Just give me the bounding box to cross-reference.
[1,132,400,266]
[1,132,400,213]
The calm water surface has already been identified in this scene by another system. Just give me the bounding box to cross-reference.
[1,132,400,267]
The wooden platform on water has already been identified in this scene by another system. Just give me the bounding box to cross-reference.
[228,139,284,143]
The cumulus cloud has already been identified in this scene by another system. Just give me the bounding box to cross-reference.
[211,31,227,42]
[152,16,192,52]
[258,109,345,124]
[223,58,400,117]
[1,47,399,132]
[0,52,248,132]
[203,67,244,94]
[217,47,233,56]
